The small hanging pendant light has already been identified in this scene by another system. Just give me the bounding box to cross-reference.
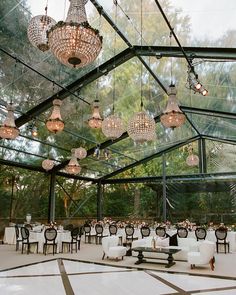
[0,103,19,140]
[74,147,87,159]
[88,100,103,129]
[46,99,65,133]
[160,84,186,129]
[42,158,54,171]
[186,144,199,166]
[65,149,81,175]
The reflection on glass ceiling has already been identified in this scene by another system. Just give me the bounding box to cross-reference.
[191,114,236,142]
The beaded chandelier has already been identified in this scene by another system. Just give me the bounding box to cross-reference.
[42,158,54,171]
[47,0,102,68]
[102,114,124,140]
[127,111,156,144]
[74,147,87,159]
[27,4,56,52]
[0,104,19,140]
[65,149,81,174]
[160,84,186,129]
[88,100,103,129]
[46,99,65,133]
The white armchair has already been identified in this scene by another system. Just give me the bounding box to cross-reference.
[187,240,215,270]
[102,236,127,260]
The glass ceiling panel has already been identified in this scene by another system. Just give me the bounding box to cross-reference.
[96,0,171,46]
[116,156,163,178]
[97,0,236,48]
[190,114,236,142]
[169,0,236,47]
[115,120,197,159]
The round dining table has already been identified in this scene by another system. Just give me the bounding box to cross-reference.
[30,229,71,253]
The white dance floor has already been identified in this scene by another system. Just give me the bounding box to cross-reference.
[1,259,236,295]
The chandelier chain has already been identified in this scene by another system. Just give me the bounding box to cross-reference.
[45,0,48,15]
[169,31,173,85]
[140,0,143,110]
[112,0,118,114]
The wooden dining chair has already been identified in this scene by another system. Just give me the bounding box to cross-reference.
[43,228,57,255]
[21,227,38,254]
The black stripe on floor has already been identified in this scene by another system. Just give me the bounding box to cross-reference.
[57,258,75,295]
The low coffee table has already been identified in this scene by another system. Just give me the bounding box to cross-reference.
[132,247,181,268]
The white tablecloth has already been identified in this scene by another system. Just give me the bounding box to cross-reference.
[30,230,71,253]
[3,227,16,244]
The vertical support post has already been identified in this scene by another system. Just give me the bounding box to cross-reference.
[162,153,167,222]
[9,175,15,222]
[97,181,102,221]
[199,138,207,173]
[48,172,56,223]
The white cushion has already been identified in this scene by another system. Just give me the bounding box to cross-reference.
[108,246,127,258]
[156,237,169,247]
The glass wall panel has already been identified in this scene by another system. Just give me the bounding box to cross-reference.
[206,140,236,173]
[165,141,199,175]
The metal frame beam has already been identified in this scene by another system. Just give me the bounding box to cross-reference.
[102,171,236,184]
[48,173,56,223]
[134,45,236,60]
[201,135,236,146]
[181,106,236,121]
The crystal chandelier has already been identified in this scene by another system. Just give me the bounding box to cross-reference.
[88,100,103,129]
[46,99,65,133]
[65,149,81,174]
[127,111,156,144]
[0,103,19,140]
[47,0,102,68]
[102,114,125,140]
[186,144,199,166]
[42,158,54,171]
[74,147,87,159]
[160,84,186,129]
[27,4,56,52]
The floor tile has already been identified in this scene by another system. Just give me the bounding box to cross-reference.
[63,260,128,274]
[151,271,236,292]
[0,276,65,295]
[0,260,60,277]
[69,270,177,295]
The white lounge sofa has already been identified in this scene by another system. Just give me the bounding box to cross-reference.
[131,236,199,261]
